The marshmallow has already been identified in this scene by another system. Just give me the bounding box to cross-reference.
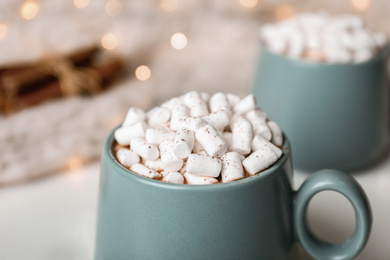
[114,122,146,145]
[246,110,271,141]
[306,33,321,49]
[222,132,233,151]
[192,140,205,154]
[243,146,279,175]
[221,152,245,183]
[234,94,257,115]
[184,172,219,185]
[323,47,353,63]
[130,163,161,179]
[226,94,241,107]
[160,141,184,172]
[260,12,388,64]
[195,124,228,157]
[170,104,189,130]
[373,32,387,47]
[186,154,222,177]
[341,14,364,28]
[161,97,184,110]
[231,116,253,155]
[268,38,287,54]
[267,121,283,147]
[209,92,231,113]
[287,33,304,58]
[122,107,145,127]
[201,92,210,103]
[144,159,163,172]
[352,29,375,50]
[252,135,283,158]
[175,117,206,132]
[322,31,342,49]
[116,148,140,168]
[114,91,286,184]
[130,138,159,161]
[172,128,194,159]
[341,32,358,50]
[246,108,267,121]
[147,107,171,127]
[202,110,230,132]
[354,49,373,63]
[162,171,185,184]
[145,127,175,145]
[182,91,209,117]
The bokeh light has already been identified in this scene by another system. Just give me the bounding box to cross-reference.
[0,24,8,41]
[67,155,84,172]
[74,0,90,9]
[20,1,39,20]
[101,33,118,50]
[274,5,295,20]
[105,0,122,16]
[160,0,178,12]
[170,33,188,50]
[135,65,151,81]
[239,0,258,8]
[350,0,370,11]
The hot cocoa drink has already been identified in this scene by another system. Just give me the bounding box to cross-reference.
[113,91,283,184]
[260,12,388,63]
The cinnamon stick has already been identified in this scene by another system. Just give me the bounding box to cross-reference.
[3,57,123,114]
[0,45,100,97]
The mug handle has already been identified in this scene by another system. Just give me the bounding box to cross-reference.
[294,169,372,260]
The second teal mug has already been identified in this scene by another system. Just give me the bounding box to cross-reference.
[95,127,372,260]
[253,44,390,171]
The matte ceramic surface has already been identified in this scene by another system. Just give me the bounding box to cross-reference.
[253,45,390,171]
[95,127,372,260]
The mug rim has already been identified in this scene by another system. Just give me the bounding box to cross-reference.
[259,41,390,68]
[103,125,291,190]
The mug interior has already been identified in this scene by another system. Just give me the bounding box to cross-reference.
[105,125,291,190]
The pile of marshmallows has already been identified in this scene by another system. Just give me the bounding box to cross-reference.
[114,91,283,185]
[260,12,388,63]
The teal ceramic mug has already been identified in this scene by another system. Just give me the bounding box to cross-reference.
[94,127,372,260]
[253,44,390,171]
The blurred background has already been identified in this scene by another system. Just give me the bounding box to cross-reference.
[0,0,390,259]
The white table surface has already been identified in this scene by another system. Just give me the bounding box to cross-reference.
[1,154,390,260]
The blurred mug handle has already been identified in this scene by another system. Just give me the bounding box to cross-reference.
[294,169,372,260]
